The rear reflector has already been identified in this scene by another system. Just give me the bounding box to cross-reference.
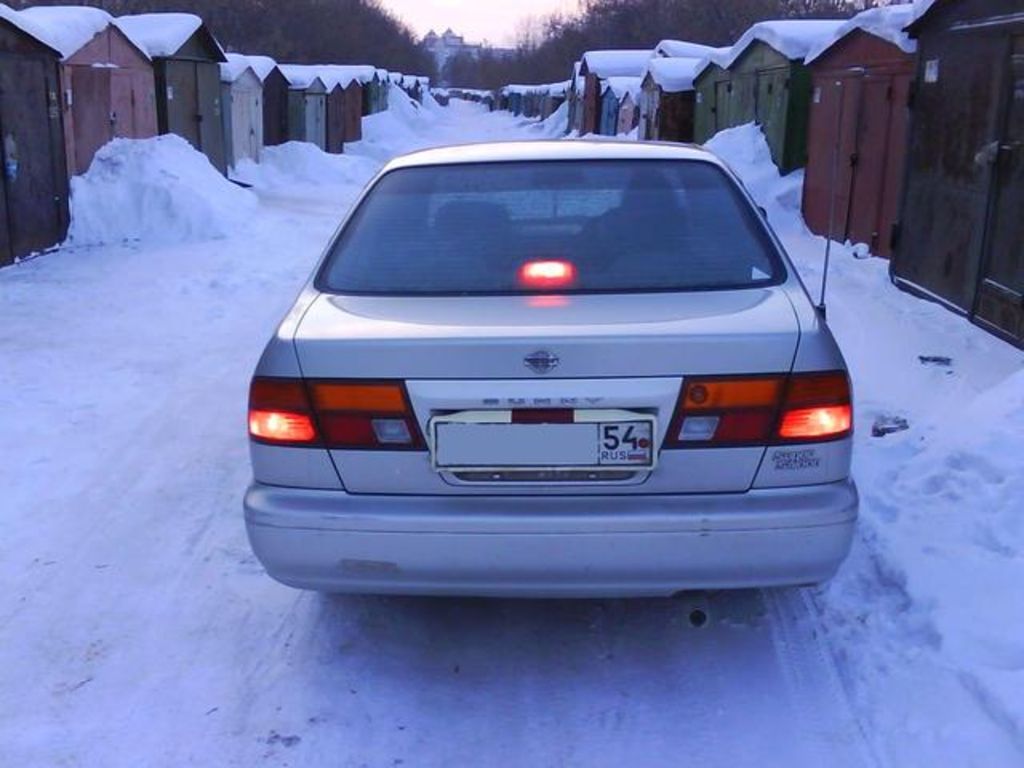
[666,371,852,448]
[249,377,424,450]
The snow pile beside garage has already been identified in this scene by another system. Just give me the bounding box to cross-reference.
[67,135,258,246]
[531,101,570,138]
[347,86,436,162]
[708,122,1024,765]
[235,142,379,190]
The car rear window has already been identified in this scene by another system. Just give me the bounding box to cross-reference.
[317,160,785,295]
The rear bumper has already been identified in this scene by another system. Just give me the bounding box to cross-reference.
[243,481,858,597]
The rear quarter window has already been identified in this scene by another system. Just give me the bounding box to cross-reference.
[317,159,785,295]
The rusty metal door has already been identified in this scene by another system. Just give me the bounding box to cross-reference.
[71,66,112,175]
[847,74,895,254]
[0,57,68,260]
[803,74,863,243]
[975,37,1024,344]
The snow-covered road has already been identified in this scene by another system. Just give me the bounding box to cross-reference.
[1,100,1021,767]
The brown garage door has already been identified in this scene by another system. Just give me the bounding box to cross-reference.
[975,37,1024,345]
[0,56,69,262]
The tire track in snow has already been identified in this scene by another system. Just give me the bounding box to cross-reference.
[766,588,882,767]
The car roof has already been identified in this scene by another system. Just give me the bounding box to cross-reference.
[384,140,727,171]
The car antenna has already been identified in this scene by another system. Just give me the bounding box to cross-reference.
[819,77,846,319]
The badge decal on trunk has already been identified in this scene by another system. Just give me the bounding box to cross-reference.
[524,350,559,375]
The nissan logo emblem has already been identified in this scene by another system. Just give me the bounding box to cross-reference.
[524,350,560,375]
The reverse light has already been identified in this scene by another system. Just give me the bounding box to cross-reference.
[248,410,318,444]
[776,372,852,441]
[666,371,852,448]
[778,405,852,439]
[518,259,577,290]
[248,378,320,446]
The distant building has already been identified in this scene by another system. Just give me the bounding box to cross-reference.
[422,28,482,73]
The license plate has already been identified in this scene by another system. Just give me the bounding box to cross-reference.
[431,411,656,471]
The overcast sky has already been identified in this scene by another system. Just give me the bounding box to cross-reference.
[380,0,579,47]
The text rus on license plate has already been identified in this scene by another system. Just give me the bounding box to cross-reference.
[432,418,655,470]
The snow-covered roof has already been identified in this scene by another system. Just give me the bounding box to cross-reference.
[643,56,703,93]
[279,65,326,90]
[375,68,389,81]
[312,65,370,90]
[221,53,256,83]
[581,49,653,79]
[401,74,429,88]
[546,80,570,97]
[0,4,61,53]
[603,76,642,101]
[690,46,734,83]
[655,39,719,60]
[17,5,121,60]
[502,81,569,98]
[389,72,404,84]
[805,5,918,63]
[237,54,279,82]
[722,19,846,69]
[117,13,221,59]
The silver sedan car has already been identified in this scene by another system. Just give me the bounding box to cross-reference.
[244,140,857,598]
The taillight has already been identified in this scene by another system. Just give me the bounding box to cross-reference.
[665,371,852,448]
[776,372,852,441]
[666,376,784,447]
[248,378,319,446]
[308,380,424,450]
[248,378,425,450]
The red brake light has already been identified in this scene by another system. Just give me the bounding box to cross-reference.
[518,259,577,290]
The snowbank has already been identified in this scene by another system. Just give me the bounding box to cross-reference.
[708,122,1024,765]
[234,142,378,190]
[67,135,257,247]
[530,101,570,138]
